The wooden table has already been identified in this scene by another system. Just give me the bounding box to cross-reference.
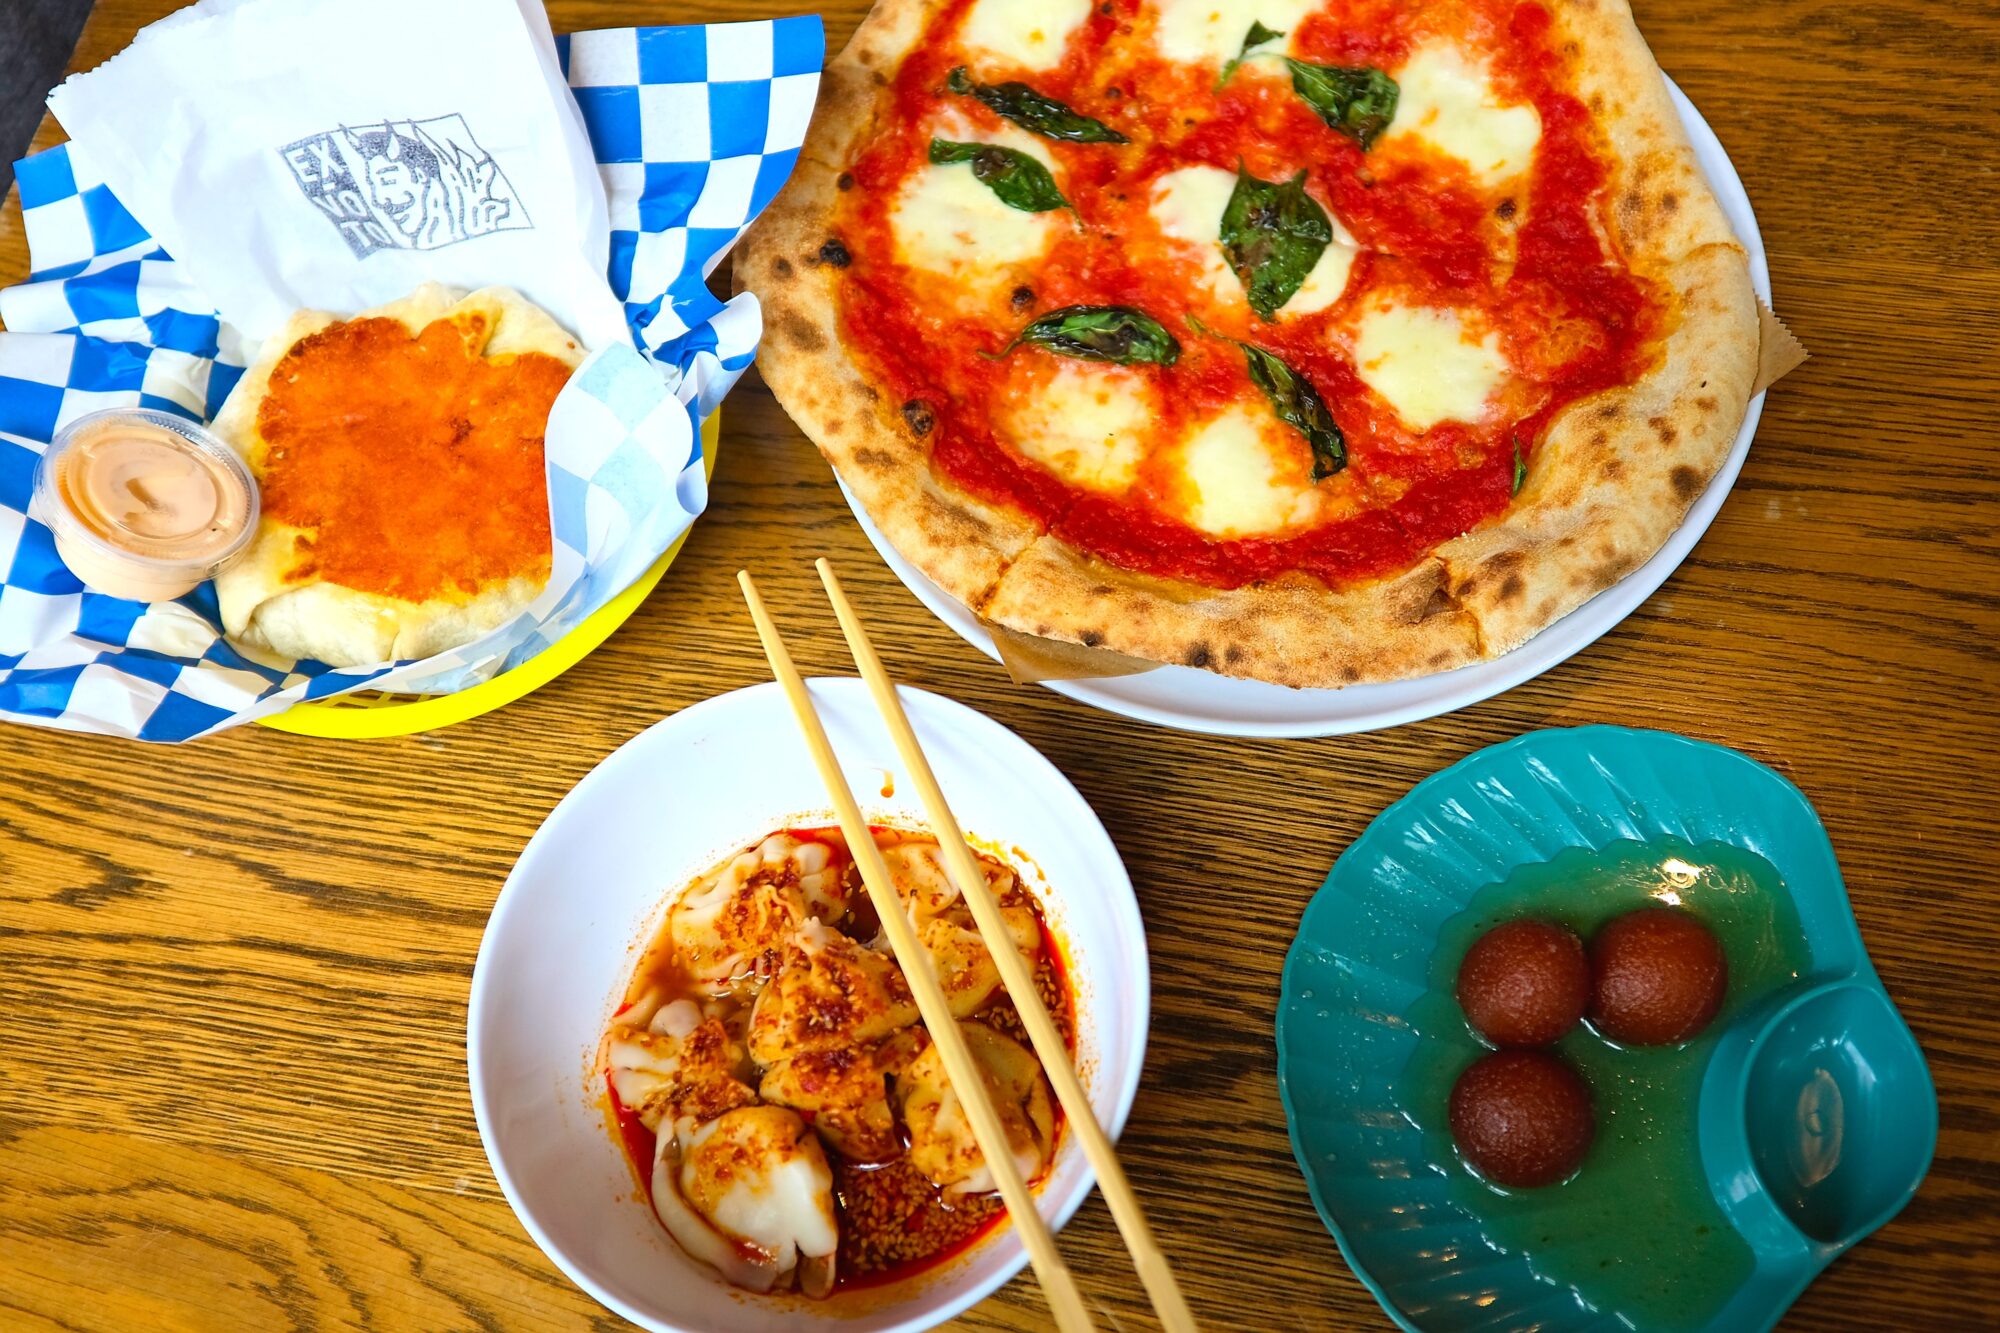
[2,2,1995,1329]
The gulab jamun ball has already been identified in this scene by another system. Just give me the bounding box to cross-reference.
[1589,906,1729,1045]
[1456,919,1590,1047]
[1448,1050,1596,1188]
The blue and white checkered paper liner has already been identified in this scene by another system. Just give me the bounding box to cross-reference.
[0,16,822,741]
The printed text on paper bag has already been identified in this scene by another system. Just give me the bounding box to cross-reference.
[280,116,534,258]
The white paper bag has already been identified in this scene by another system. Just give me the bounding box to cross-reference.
[48,0,629,352]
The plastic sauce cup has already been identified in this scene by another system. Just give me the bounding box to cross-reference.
[32,408,259,602]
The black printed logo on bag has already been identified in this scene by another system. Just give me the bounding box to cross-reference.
[279,116,533,258]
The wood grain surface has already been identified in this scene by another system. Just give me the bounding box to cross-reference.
[2,1,1996,1330]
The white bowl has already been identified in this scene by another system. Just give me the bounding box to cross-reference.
[467,678,1150,1333]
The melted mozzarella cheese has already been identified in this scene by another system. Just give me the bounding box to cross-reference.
[1151,165,1360,315]
[1150,165,1238,294]
[890,163,1059,291]
[1149,0,1322,65]
[1352,303,1510,431]
[1385,44,1542,186]
[1171,406,1319,536]
[962,0,1093,71]
[1003,364,1154,493]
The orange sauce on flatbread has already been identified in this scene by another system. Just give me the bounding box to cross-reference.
[256,312,569,602]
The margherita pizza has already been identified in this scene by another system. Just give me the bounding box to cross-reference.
[741,0,1758,687]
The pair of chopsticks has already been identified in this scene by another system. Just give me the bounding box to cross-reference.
[739,559,1198,1333]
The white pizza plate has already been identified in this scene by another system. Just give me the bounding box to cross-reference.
[467,679,1150,1333]
[841,80,1770,738]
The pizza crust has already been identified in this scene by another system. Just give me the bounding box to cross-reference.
[1440,243,1755,656]
[212,283,583,667]
[982,545,1482,685]
[741,0,1761,690]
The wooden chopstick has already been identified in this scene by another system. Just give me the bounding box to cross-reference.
[736,570,1098,1333]
[815,558,1202,1333]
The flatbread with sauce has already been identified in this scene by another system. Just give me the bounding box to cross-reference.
[212,283,583,667]
[739,0,1760,687]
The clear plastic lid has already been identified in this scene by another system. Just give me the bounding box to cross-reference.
[32,407,260,597]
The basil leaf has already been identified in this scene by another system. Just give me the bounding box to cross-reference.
[1188,316,1346,479]
[929,137,1072,214]
[947,67,1129,144]
[1219,165,1331,321]
[1512,438,1527,494]
[1243,344,1347,480]
[1216,21,1285,91]
[1284,60,1399,150]
[990,305,1181,366]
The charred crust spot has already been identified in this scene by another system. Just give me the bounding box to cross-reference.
[853,447,893,470]
[901,399,936,436]
[1589,429,1609,448]
[861,384,881,401]
[1595,402,1622,421]
[837,172,855,192]
[1695,395,1718,412]
[1661,191,1680,212]
[1184,642,1214,669]
[782,314,825,351]
[1106,86,1122,99]
[1600,458,1625,481]
[1420,585,1456,619]
[1497,574,1525,603]
[1649,415,1678,445]
[1080,629,1104,647]
[824,417,846,436]
[772,257,793,278]
[1011,285,1035,310]
[1090,584,1114,597]
[1589,93,1606,113]
[1224,643,1245,664]
[1495,198,1517,220]
[1099,1,1113,11]
[1669,465,1704,501]
[1340,664,1362,683]
[817,239,851,268]
[1589,555,1638,589]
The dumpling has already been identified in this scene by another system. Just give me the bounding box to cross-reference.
[748,919,919,1064]
[896,1021,1056,1194]
[669,835,848,993]
[651,1104,840,1297]
[922,917,1010,1018]
[879,842,1041,1016]
[607,998,756,1132]
[759,1029,923,1163]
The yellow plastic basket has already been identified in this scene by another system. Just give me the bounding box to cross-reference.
[258,410,720,739]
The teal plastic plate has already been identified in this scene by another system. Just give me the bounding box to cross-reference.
[1276,727,1935,1332]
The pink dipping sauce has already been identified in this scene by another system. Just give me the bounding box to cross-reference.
[33,408,258,602]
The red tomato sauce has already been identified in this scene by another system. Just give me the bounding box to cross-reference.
[832,0,1664,590]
